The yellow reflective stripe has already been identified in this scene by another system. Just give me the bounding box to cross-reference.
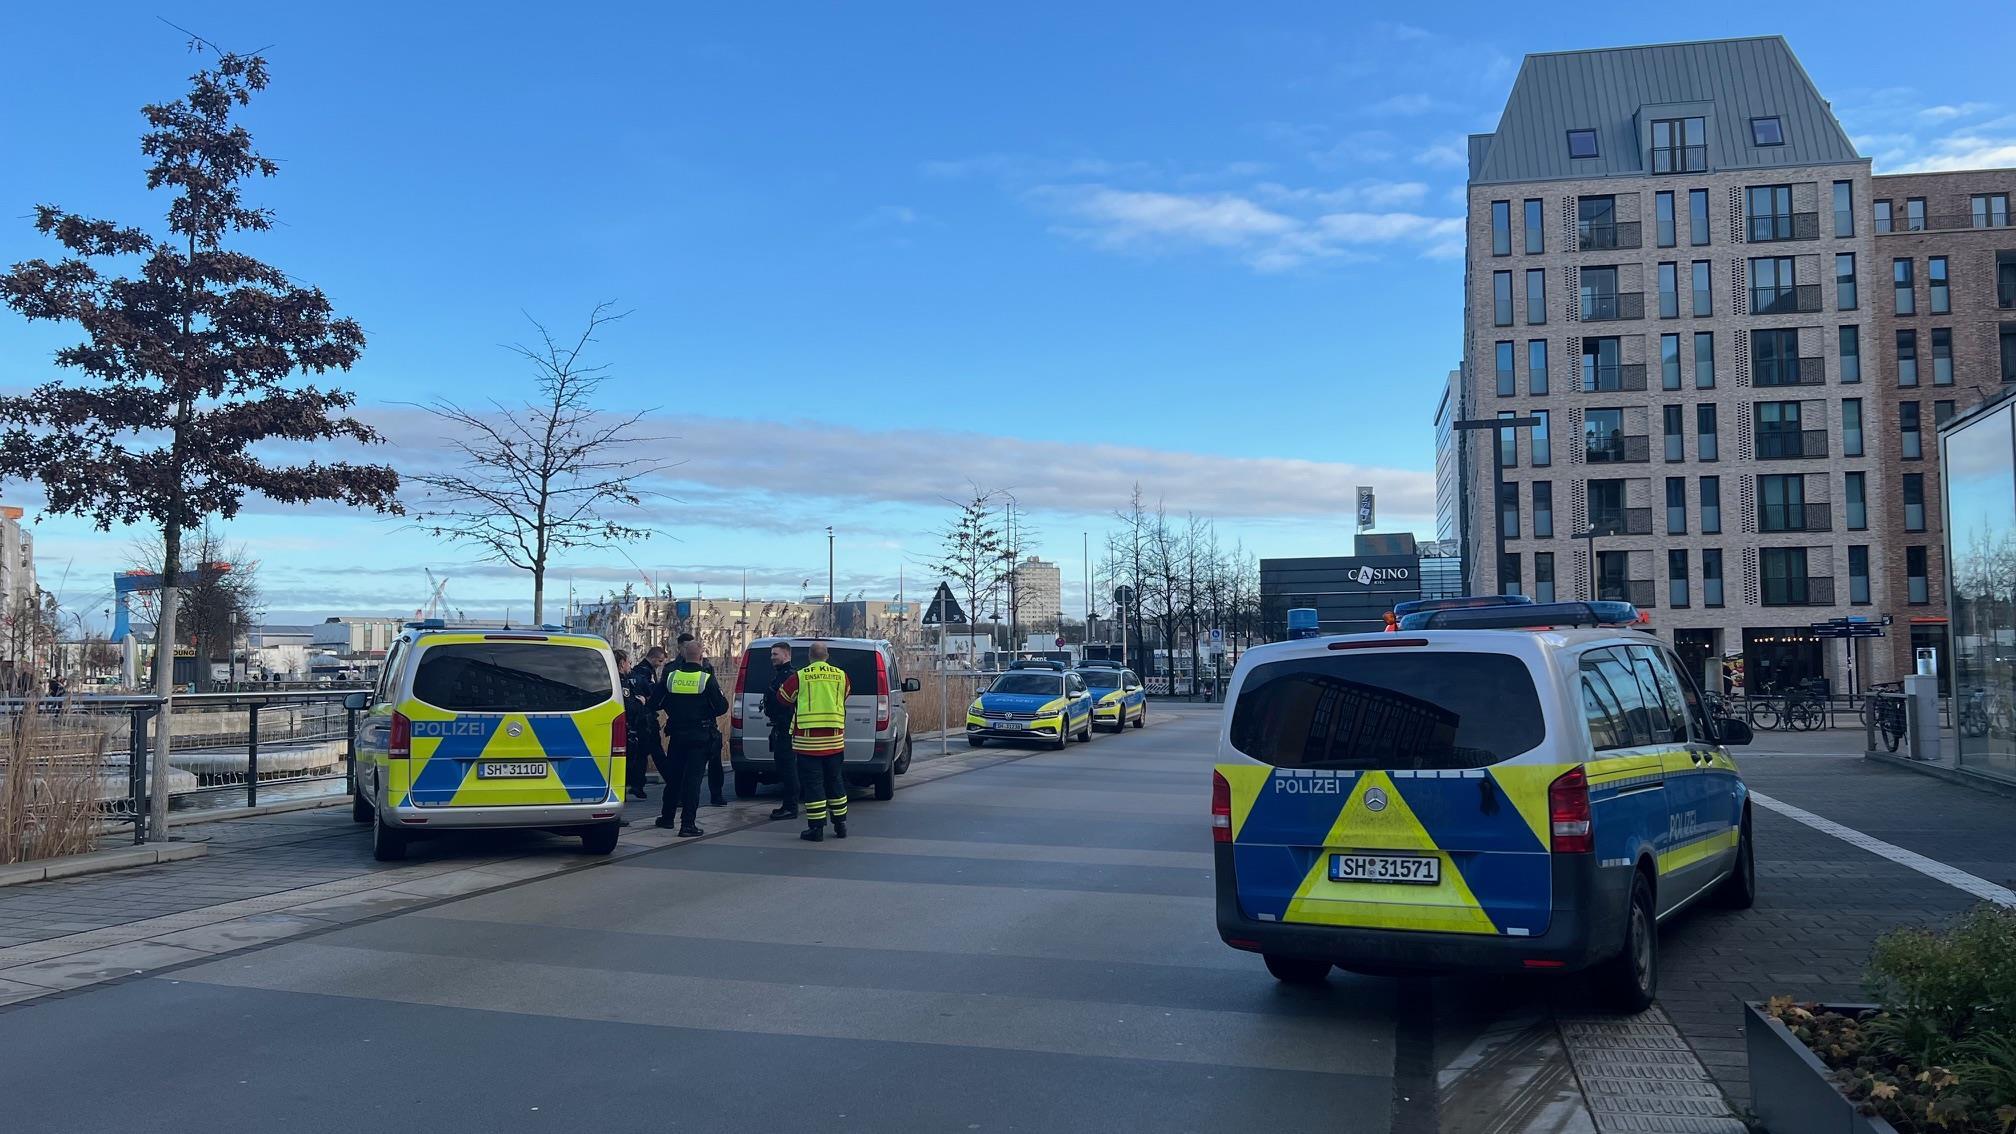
[1657,827,1739,875]
[1286,773,1497,934]
[1218,764,1271,840]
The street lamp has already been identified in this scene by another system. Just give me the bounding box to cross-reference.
[825,526,835,634]
[1582,526,1601,600]
[1452,415,1539,596]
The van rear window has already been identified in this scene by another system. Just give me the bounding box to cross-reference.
[1228,652,1545,770]
[413,643,612,713]
[740,646,878,698]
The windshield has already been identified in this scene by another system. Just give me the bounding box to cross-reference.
[1079,669,1125,689]
[412,642,613,713]
[1228,651,1545,770]
[740,645,878,698]
[989,673,1065,696]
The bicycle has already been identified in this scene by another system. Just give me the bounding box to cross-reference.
[1781,691,1827,732]
[1747,696,1779,731]
[1872,696,1907,752]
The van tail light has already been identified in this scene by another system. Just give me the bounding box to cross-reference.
[731,650,750,729]
[611,714,627,758]
[874,651,891,732]
[389,711,412,759]
[1211,771,1232,843]
[1548,766,1593,854]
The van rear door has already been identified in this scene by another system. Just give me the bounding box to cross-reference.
[1220,644,1557,937]
[403,638,618,808]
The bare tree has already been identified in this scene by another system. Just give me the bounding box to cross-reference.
[408,304,670,625]
[926,485,1005,664]
[128,522,260,690]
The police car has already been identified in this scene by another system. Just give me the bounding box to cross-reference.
[1078,664,1148,731]
[348,621,628,862]
[1212,598,1755,1009]
[967,660,1096,750]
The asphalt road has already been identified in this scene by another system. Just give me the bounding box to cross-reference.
[0,703,1418,1133]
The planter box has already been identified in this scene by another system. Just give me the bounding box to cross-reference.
[1745,1002,1901,1134]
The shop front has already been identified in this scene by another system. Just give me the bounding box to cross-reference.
[1942,390,2016,785]
[1744,626,1826,696]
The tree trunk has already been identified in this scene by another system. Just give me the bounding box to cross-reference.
[532,566,546,627]
[149,522,181,842]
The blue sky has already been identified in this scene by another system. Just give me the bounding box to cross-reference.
[5,3,2013,627]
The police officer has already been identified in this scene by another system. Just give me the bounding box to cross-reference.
[622,647,667,800]
[677,633,727,807]
[657,637,725,837]
[778,640,851,842]
[762,642,800,820]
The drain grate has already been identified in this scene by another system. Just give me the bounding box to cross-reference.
[1555,1007,1748,1134]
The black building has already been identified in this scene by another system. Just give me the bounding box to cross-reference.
[1260,555,1423,640]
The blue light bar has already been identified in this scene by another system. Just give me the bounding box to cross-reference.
[1402,600,1641,631]
[404,618,447,630]
[1392,594,1534,619]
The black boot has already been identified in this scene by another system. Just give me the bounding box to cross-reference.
[770,806,797,821]
[799,822,825,842]
[628,786,647,801]
[678,825,705,838]
[832,817,847,839]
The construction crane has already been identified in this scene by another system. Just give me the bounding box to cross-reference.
[420,569,451,620]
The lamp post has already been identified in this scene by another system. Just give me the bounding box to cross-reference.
[825,526,835,634]
[1583,526,1601,600]
[1452,415,1539,596]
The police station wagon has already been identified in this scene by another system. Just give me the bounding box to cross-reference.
[1211,599,1755,1009]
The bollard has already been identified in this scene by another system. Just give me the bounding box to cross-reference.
[129,705,149,845]
[247,703,261,808]
[1903,674,1941,762]
[345,707,358,795]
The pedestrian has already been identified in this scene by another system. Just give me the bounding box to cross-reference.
[762,642,800,820]
[622,647,667,801]
[777,640,850,842]
[657,637,725,837]
[677,632,727,806]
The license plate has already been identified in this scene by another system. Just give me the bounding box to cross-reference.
[477,761,548,779]
[1329,853,1440,885]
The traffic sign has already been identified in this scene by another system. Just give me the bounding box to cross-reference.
[1810,617,1886,639]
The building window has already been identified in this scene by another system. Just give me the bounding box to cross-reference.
[1936,399,1956,426]
[1532,410,1551,466]
[1534,481,1554,538]
[1833,181,1854,237]
[1579,265,1627,318]
[1584,408,1626,463]
[1499,481,1521,538]
[1759,473,1807,532]
[1689,188,1710,246]
[1652,117,1706,173]
[1664,403,1684,461]
[1694,331,1715,388]
[1498,409,1518,468]
[1658,262,1679,318]
[1581,337,1626,392]
[1668,549,1690,608]
[1491,200,1512,256]
[1746,185,1795,241]
[1528,339,1549,395]
[1840,325,1862,383]
[1577,197,1625,251]
[1897,329,1919,387]
[1691,260,1712,316]
[1903,473,1927,531]
[1932,327,1954,386]
[1501,553,1522,597]
[1750,116,1785,146]
[1901,400,1922,459]
[1849,545,1870,604]
[1999,252,2016,308]
[1525,269,1547,324]
[1587,479,1627,536]
[1894,258,1916,314]
[1906,197,1927,232]
[2004,324,2016,382]
[1524,198,1544,254]
[1534,552,1556,603]
[1836,253,1857,310]
[1972,193,2011,229]
[1496,340,1515,396]
[1756,400,1805,459]
[1655,191,1676,247]
[1846,471,1867,530]
[1752,328,1806,387]
[1661,333,1682,390]
[1761,547,1811,606]
[1907,546,1929,604]
[1750,256,1799,314]
[1929,256,1950,314]
[1843,398,1864,457]
[1567,129,1599,159]
[1697,403,1718,461]
[1874,200,1893,234]
[1701,475,1721,533]
[1703,548,1725,607]
[1666,476,1687,535]
[1493,270,1513,326]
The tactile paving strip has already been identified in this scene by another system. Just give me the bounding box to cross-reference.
[1554,1008,1748,1134]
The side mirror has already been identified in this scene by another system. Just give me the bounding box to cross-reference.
[1714,717,1753,746]
[344,691,371,712]
[900,677,921,693]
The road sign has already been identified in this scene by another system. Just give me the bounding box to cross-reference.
[1208,628,1224,644]
[1811,618,1886,639]
[922,583,967,626]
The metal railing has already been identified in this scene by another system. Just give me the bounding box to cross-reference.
[1589,508,1653,536]
[1595,579,1656,607]
[1745,212,1820,242]
[1750,284,1823,315]
[1582,363,1648,392]
[1757,428,1830,460]
[1651,145,1707,174]
[1759,502,1833,533]
[1579,292,1645,321]
[1577,221,1641,251]
[1761,575,1836,606]
[1877,212,2014,234]
[1753,357,1826,387]
[1585,434,1651,464]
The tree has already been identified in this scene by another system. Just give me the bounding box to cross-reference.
[407,304,668,626]
[926,485,1005,664]
[0,42,401,838]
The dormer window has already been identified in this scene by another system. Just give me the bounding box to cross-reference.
[1567,129,1599,159]
[1750,116,1785,146]
[1652,116,1706,173]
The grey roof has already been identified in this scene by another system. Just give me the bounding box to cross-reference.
[1471,36,1862,185]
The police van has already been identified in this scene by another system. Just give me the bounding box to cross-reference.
[1212,598,1755,1009]
[348,621,628,862]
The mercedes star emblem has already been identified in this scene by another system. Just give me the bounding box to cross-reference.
[1364,786,1388,813]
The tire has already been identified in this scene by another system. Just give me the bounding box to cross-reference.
[734,768,761,800]
[873,768,896,801]
[351,789,373,824]
[1263,955,1332,985]
[1882,718,1905,753]
[895,736,913,774]
[1595,872,1657,1012]
[968,735,984,748]
[1714,811,1756,910]
[372,815,409,863]
[1078,719,1092,742]
[1750,703,1780,732]
[1133,704,1146,729]
[1052,730,1069,751]
[579,821,621,856]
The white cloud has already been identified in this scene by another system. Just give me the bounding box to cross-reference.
[1367,93,1441,116]
[1835,90,2016,174]
[1917,102,1991,122]
[1046,187,1297,250]
[1414,142,1468,169]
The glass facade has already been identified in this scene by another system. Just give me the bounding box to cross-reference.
[1945,398,2016,783]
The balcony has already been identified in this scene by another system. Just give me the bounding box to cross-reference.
[1577,221,1641,251]
[1589,508,1653,536]
[1580,292,1645,321]
[1746,212,1821,242]
[1596,579,1657,608]
[1877,212,2016,234]
[1750,284,1823,315]
[1583,363,1648,392]
[1759,502,1833,533]
[1752,357,1826,387]
[1585,434,1651,464]
[1651,145,1707,175]
[1757,428,1830,460]
[1762,576,1837,607]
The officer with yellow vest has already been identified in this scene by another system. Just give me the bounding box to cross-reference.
[657,637,727,837]
[776,640,852,842]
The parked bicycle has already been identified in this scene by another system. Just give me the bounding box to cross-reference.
[1749,681,1828,732]
[1959,688,2012,738]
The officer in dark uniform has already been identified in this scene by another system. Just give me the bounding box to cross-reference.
[658,637,726,837]
[622,647,667,800]
[762,642,800,820]
[677,633,727,807]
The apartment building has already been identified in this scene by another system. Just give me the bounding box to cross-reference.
[1461,37,1885,694]
[1868,170,2016,684]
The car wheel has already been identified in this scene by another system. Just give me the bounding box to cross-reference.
[579,821,620,856]
[873,768,896,801]
[968,735,984,748]
[1263,955,1332,985]
[372,815,409,863]
[351,789,373,824]
[1133,704,1146,729]
[734,768,761,799]
[1052,729,1069,750]
[1596,872,1657,1012]
[1714,810,1756,910]
[896,736,913,775]
[1079,722,1092,742]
